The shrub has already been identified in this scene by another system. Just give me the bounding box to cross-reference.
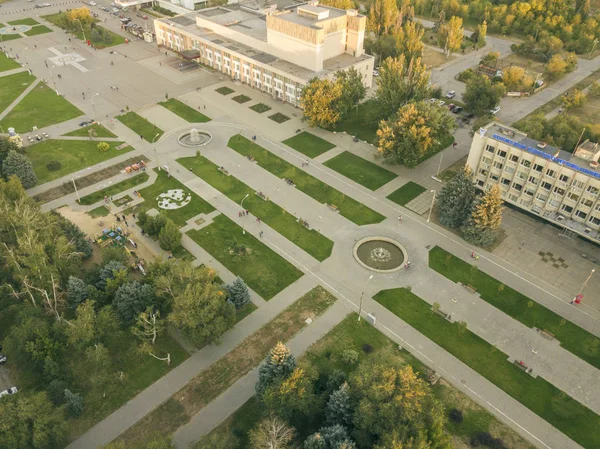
[341,349,359,365]
[362,344,373,353]
[46,160,62,171]
[97,142,110,152]
[470,432,507,449]
[449,408,464,423]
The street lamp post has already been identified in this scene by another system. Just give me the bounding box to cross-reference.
[357,274,374,322]
[73,19,86,43]
[427,190,436,223]
[575,268,595,302]
[152,132,161,167]
[91,92,100,118]
[71,177,81,202]
[240,193,249,234]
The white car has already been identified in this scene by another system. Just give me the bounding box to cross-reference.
[438,100,446,106]
[446,91,456,99]
[429,98,437,103]
[89,1,96,4]
[490,106,501,115]
[0,387,18,399]
[372,69,379,77]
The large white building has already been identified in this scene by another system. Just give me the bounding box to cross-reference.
[153,1,374,106]
[467,122,600,243]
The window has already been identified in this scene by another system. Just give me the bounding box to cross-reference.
[502,178,511,186]
[528,176,539,185]
[561,204,574,213]
[559,174,570,183]
[581,198,594,207]
[477,179,485,186]
[490,174,499,181]
[595,203,600,212]
[575,210,588,220]
[533,164,543,172]
[509,194,518,202]
[275,79,283,91]
[567,192,580,202]
[536,193,548,202]
[482,156,492,164]
[264,74,272,86]
[479,168,488,176]
[573,180,585,189]
[541,182,552,190]
[505,166,515,174]
[553,187,565,196]
[517,171,527,179]
[494,161,504,170]
[525,188,535,196]
[587,185,599,195]
[485,144,495,153]
[498,150,507,158]
[510,154,519,162]
[512,183,523,191]
[519,199,531,207]
[520,159,531,168]
[548,198,560,207]
[590,215,600,226]
[546,169,556,178]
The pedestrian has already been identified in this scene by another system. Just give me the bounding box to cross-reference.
[140,134,143,140]
[125,220,128,227]
[159,62,162,66]
[110,196,113,201]
[133,213,136,219]
[122,214,126,220]
[239,211,242,217]
[398,215,402,222]
[204,105,206,109]
[245,209,249,215]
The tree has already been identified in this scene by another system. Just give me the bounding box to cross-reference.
[376,100,455,167]
[319,0,354,9]
[227,277,251,308]
[437,166,477,228]
[476,21,487,47]
[375,55,430,119]
[113,281,156,325]
[262,367,317,422]
[326,382,353,427]
[544,54,568,80]
[101,245,130,264]
[0,391,68,449]
[67,276,89,304]
[463,75,506,116]
[249,416,295,449]
[196,432,239,449]
[97,142,110,152]
[55,213,92,259]
[502,66,526,91]
[300,78,343,128]
[335,67,366,118]
[479,51,500,67]
[85,343,112,398]
[96,260,126,291]
[158,218,181,251]
[168,278,234,345]
[64,389,84,416]
[65,300,98,347]
[132,306,171,365]
[395,21,424,61]
[438,16,463,58]
[367,0,399,36]
[590,81,600,98]
[2,151,37,188]
[0,136,20,168]
[305,425,356,449]
[256,342,296,396]
[563,89,587,110]
[462,185,504,247]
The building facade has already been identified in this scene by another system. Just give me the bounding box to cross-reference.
[153,1,374,106]
[467,123,600,243]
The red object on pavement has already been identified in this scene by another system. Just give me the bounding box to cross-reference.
[87,40,90,46]
[575,294,583,304]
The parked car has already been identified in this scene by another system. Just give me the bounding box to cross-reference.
[89,1,96,5]
[142,15,148,19]
[0,354,6,364]
[373,68,379,77]
[438,100,445,106]
[41,2,51,6]
[0,387,18,398]
[490,106,501,115]
[448,103,455,110]
[429,98,437,103]
[451,106,463,113]
[446,90,456,99]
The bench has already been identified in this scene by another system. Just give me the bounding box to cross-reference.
[539,329,555,341]
[328,204,339,212]
[462,283,477,294]
[514,360,528,371]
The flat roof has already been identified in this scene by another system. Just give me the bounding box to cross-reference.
[277,5,347,28]
[196,6,268,41]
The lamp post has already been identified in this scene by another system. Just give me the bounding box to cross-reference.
[575,268,595,302]
[152,132,160,167]
[73,18,86,42]
[240,193,249,234]
[71,177,81,202]
[91,92,100,118]
[357,274,374,322]
[427,190,436,223]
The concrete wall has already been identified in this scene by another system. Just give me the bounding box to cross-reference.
[267,28,322,72]
[322,28,345,61]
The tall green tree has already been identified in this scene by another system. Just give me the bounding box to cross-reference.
[335,67,367,118]
[226,277,251,308]
[367,0,399,36]
[395,20,424,61]
[256,342,296,396]
[325,382,353,427]
[132,306,171,365]
[158,218,181,251]
[438,16,463,58]
[113,281,156,325]
[462,184,504,247]
[437,166,477,228]
[304,424,356,449]
[463,75,505,116]
[2,152,37,188]
[262,367,318,422]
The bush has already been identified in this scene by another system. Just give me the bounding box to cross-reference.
[97,142,110,152]
[362,344,373,353]
[46,160,62,171]
[341,349,359,365]
[449,408,464,423]
[47,380,68,406]
[457,68,476,83]
[470,432,507,449]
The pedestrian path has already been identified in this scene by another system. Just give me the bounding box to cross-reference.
[0,77,39,120]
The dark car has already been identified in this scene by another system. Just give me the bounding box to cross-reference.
[451,106,463,114]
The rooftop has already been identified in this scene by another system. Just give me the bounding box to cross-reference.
[196,6,269,41]
[276,4,347,28]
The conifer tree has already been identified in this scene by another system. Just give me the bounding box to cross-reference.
[226,277,251,308]
[256,342,296,396]
[462,184,504,247]
[326,382,353,427]
[437,166,476,229]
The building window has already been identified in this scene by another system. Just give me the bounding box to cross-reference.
[505,166,515,174]
[512,183,523,191]
[520,159,531,168]
[479,169,488,176]
[490,174,499,181]
[561,204,574,213]
[546,169,556,178]
[533,164,543,172]
[508,194,518,202]
[509,154,519,162]
[528,176,539,185]
[494,161,504,170]
[517,170,527,179]
[548,198,560,207]
[581,198,594,207]
[477,179,485,187]
[519,199,531,207]
[587,185,599,195]
[501,178,511,185]
[575,210,588,220]
[525,188,535,196]
[589,215,600,226]
[498,150,507,158]
[264,74,272,86]
[559,174,570,183]
[567,192,580,202]
[573,180,585,189]
[485,144,495,153]
[553,187,565,196]
[541,182,552,191]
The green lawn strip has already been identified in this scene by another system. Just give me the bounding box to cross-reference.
[0,82,83,133]
[79,173,149,205]
[43,14,124,48]
[228,135,385,226]
[0,34,21,41]
[232,94,251,104]
[8,18,39,25]
[323,151,397,190]
[68,333,189,441]
[249,103,271,113]
[387,181,426,206]
[136,169,215,226]
[0,52,20,72]
[87,205,110,218]
[27,139,131,184]
[187,214,303,300]
[118,286,335,445]
[24,25,52,36]
[282,132,336,159]
[158,98,211,123]
[63,124,117,138]
[216,86,234,95]
[0,71,35,114]
[332,99,382,143]
[178,156,333,262]
[116,112,164,142]
[269,112,290,123]
[429,246,600,369]
[374,287,600,449]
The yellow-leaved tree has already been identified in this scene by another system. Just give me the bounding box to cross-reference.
[462,184,504,247]
[367,0,399,36]
[319,0,355,9]
[300,78,343,128]
[438,16,464,58]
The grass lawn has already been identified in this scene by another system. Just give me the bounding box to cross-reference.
[135,169,215,226]
[118,286,336,446]
[0,33,21,41]
[158,98,211,123]
[67,332,189,441]
[216,86,234,95]
[228,135,385,226]
[232,94,251,104]
[24,25,52,36]
[116,112,163,142]
[8,18,39,25]
[79,173,149,205]
[87,205,110,217]
[269,112,290,123]
[249,103,271,113]
[0,52,20,72]
[323,151,397,190]
[0,82,83,133]
[429,246,600,370]
[178,155,333,261]
[282,132,335,158]
[43,13,125,48]
[0,71,35,114]
[187,214,303,299]
[374,287,600,449]
[63,124,117,138]
[27,139,131,184]
[332,99,383,143]
[387,181,426,206]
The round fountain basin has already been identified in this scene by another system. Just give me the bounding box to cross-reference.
[353,236,407,273]
[178,129,212,147]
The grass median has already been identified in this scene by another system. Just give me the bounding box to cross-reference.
[63,124,117,138]
[116,112,163,142]
[79,173,149,205]
[228,135,385,226]
[282,132,335,158]
[387,181,426,206]
[178,155,333,261]
[429,246,600,370]
[187,214,303,300]
[374,287,600,449]
[158,98,211,123]
[0,71,36,113]
[323,151,397,190]
[117,285,336,446]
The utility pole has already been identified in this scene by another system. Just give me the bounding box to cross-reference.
[357,274,374,322]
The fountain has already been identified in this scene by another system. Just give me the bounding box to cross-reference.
[353,236,407,273]
[178,128,212,147]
